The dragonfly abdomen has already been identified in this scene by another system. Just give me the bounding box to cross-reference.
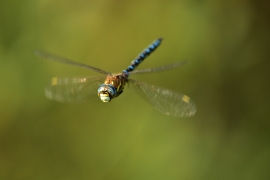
[123,38,163,73]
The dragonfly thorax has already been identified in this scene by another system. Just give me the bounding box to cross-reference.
[97,74,127,102]
[97,84,117,102]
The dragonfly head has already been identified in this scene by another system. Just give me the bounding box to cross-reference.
[98,84,117,102]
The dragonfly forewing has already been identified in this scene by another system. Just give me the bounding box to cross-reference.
[35,50,111,75]
[129,60,187,75]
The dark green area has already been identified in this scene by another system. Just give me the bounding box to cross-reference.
[0,0,270,179]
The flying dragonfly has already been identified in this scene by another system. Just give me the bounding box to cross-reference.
[35,38,196,117]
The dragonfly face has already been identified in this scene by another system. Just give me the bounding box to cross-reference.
[97,84,117,102]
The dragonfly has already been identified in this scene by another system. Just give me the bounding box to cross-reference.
[35,38,196,117]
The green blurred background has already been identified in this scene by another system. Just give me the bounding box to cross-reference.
[1,0,270,179]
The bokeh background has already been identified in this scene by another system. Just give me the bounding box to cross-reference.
[1,0,270,179]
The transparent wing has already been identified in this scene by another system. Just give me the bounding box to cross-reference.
[129,60,187,74]
[35,50,111,75]
[45,76,106,103]
[129,79,196,117]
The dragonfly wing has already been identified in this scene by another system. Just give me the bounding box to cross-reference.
[35,50,111,75]
[129,79,196,117]
[129,60,187,74]
[45,76,106,103]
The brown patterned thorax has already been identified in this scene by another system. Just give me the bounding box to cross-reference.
[104,73,128,98]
